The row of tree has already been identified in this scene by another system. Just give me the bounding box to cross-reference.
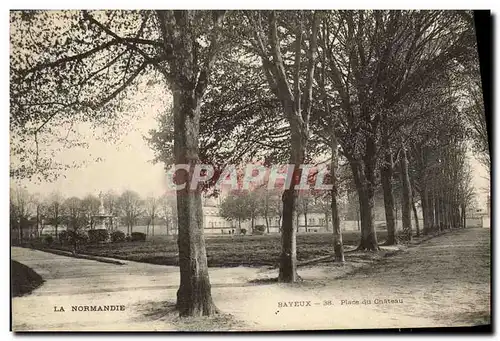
[10,187,178,241]
[11,10,487,317]
[219,188,333,234]
[146,9,483,306]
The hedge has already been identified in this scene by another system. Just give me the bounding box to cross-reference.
[110,230,126,243]
[88,229,109,244]
[130,232,146,242]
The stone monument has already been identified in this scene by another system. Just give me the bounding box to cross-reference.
[92,192,113,230]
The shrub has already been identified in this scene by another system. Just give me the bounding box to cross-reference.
[241,228,247,235]
[41,234,53,246]
[58,230,68,244]
[253,225,265,235]
[66,229,89,250]
[88,229,109,244]
[130,232,146,242]
[110,230,126,243]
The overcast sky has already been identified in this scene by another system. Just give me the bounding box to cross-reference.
[20,114,168,199]
[12,83,170,199]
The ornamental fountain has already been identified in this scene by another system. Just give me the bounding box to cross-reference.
[92,192,114,230]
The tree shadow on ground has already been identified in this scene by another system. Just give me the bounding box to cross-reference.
[248,277,278,284]
[132,300,244,331]
[11,260,44,297]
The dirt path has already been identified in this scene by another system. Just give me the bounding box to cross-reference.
[10,247,263,331]
[11,228,490,331]
[217,228,490,330]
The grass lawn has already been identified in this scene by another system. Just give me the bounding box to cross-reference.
[11,260,44,297]
[51,230,388,267]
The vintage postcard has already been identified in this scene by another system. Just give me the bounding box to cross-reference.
[10,9,491,332]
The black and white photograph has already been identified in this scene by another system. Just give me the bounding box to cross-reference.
[9,9,491,332]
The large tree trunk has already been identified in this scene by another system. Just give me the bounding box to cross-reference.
[257,10,319,282]
[381,150,397,245]
[428,193,435,229]
[421,184,431,235]
[445,193,452,229]
[331,136,344,263]
[431,188,437,230]
[442,193,448,230]
[436,196,443,231]
[461,203,467,228]
[395,204,398,230]
[358,189,378,250]
[454,203,461,229]
[173,87,217,317]
[356,207,360,231]
[280,188,298,282]
[279,124,306,283]
[360,134,379,251]
[350,160,379,251]
[399,147,413,241]
[438,195,445,231]
[412,198,420,237]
